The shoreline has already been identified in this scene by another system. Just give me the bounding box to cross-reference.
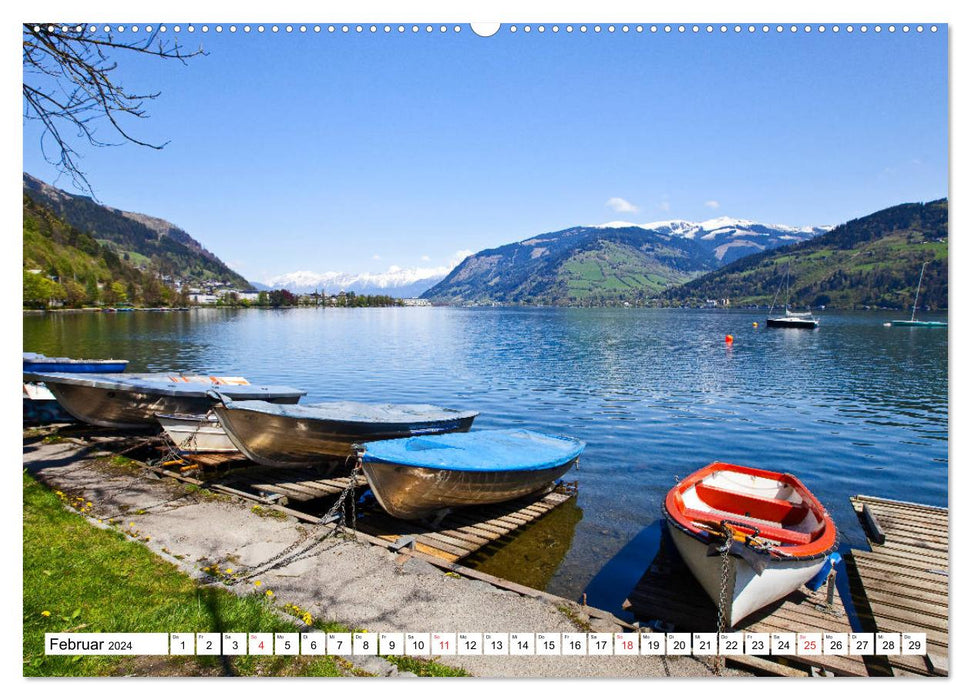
[23,437,729,678]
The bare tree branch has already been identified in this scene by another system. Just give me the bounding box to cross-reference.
[22,23,206,197]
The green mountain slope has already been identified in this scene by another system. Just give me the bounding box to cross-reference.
[23,173,249,288]
[661,199,948,310]
[422,226,715,305]
[23,195,182,308]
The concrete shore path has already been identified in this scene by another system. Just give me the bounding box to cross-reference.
[24,439,731,678]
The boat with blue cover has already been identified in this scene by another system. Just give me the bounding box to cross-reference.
[23,352,128,373]
[23,372,306,429]
[359,428,585,520]
[212,395,478,467]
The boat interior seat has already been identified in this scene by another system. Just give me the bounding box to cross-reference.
[681,504,814,546]
[695,481,810,526]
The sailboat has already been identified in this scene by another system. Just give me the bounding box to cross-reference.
[889,262,947,327]
[766,263,819,329]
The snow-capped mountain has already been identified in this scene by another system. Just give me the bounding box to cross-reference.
[262,265,453,298]
[594,217,831,263]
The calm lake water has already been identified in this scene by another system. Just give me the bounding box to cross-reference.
[24,307,948,615]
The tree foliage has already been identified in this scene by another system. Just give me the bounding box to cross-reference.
[22,23,204,195]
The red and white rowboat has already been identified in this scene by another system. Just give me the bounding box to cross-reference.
[664,462,837,627]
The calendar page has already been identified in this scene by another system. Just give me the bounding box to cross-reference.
[20,0,951,686]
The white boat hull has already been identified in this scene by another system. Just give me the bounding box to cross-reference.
[156,414,238,453]
[668,525,828,627]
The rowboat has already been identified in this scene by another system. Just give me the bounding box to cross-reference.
[23,352,129,424]
[155,413,238,453]
[213,396,479,467]
[359,429,585,520]
[23,352,129,373]
[664,462,837,627]
[23,382,75,424]
[22,372,306,429]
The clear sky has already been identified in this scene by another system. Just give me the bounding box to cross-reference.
[22,23,948,283]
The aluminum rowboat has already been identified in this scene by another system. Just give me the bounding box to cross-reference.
[23,372,306,429]
[155,413,239,453]
[213,396,478,467]
[664,462,837,627]
[359,429,584,520]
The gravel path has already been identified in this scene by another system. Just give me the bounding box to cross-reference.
[24,439,736,678]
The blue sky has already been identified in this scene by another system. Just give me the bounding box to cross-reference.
[22,23,948,282]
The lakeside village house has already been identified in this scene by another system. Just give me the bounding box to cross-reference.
[186,283,429,307]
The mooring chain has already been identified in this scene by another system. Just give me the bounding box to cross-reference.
[712,522,735,676]
[221,460,364,585]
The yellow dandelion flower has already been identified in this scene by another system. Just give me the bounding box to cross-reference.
[86,502,92,507]
[41,611,50,617]
[302,612,313,625]
[254,580,262,587]
[129,522,135,527]
[225,568,233,574]
[265,590,274,597]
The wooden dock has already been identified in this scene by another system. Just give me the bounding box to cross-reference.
[847,495,949,677]
[355,487,576,563]
[84,436,582,567]
[623,530,868,677]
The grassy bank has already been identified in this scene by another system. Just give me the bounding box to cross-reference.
[23,470,465,677]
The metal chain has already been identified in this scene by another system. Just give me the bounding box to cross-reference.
[223,460,364,585]
[713,523,734,676]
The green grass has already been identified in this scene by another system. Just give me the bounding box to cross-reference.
[384,655,468,677]
[23,471,467,677]
[23,471,344,676]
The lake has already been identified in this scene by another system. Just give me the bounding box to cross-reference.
[23,307,948,615]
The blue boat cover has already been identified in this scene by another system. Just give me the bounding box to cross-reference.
[361,429,585,472]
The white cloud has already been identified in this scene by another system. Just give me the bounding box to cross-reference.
[450,249,473,266]
[372,254,382,261]
[421,255,430,262]
[605,197,639,213]
[704,200,720,209]
[658,200,671,212]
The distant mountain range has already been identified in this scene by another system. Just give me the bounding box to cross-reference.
[422,218,830,305]
[262,266,452,298]
[23,173,250,288]
[661,199,948,310]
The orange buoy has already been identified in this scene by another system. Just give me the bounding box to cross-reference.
[752,322,758,328]
[725,334,734,344]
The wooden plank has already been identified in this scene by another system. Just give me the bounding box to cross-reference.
[861,504,886,544]
[860,569,949,607]
[727,655,809,677]
[852,495,947,514]
[867,542,949,567]
[855,576,950,608]
[851,551,950,581]
[856,501,949,526]
[880,536,949,554]
[859,503,950,527]
[869,514,949,539]
[863,605,949,636]
[247,480,330,500]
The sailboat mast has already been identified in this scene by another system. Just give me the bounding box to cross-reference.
[910,262,927,323]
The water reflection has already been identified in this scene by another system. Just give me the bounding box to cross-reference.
[463,498,583,592]
[24,307,947,609]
